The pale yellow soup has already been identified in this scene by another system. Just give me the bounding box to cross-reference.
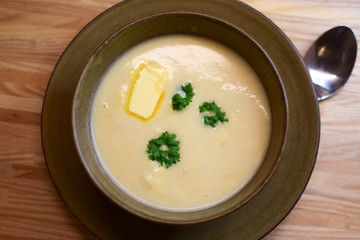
[92,35,271,211]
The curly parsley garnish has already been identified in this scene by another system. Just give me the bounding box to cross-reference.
[146,131,180,168]
[171,82,195,111]
[199,101,229,128]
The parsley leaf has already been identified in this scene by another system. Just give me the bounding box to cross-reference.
[199,101,229,128]
[171,82,195,111]
[146,131,180,168]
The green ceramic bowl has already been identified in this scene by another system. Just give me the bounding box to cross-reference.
[72,5,288,224]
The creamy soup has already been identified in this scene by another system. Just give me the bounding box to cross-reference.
[92,35,271,211]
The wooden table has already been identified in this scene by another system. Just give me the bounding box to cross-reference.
[0,0,359,239]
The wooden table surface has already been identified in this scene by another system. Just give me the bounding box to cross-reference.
[0,0,359,239]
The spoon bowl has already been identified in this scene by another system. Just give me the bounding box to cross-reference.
[304,26,357,101]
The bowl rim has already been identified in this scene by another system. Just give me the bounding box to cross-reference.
[71,12,289,224]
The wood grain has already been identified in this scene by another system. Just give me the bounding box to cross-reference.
[0,0,359,239]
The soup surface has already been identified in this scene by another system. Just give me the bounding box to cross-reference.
[92,35,271,210]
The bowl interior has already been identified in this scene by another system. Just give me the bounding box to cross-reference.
[73,13,287,224]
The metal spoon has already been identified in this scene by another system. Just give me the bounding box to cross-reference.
[304,26,357,101]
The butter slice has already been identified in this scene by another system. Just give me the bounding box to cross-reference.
[128,61,168,119]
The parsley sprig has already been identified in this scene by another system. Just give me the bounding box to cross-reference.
[171,83,195,111]
[146,131,180,168]
[199,101,229,128]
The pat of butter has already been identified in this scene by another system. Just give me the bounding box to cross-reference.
[128,61,168,119]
